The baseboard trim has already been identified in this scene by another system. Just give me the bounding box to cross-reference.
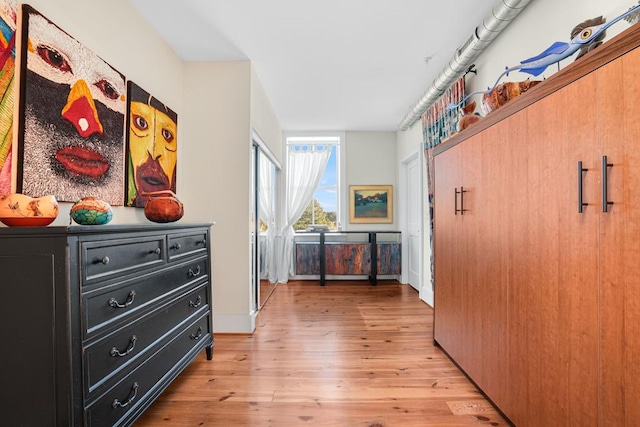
[214,313,256,334]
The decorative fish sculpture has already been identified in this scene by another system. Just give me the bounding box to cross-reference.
[506,4,640,78]
[450,3,640,110]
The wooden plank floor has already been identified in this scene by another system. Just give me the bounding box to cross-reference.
[134,280,510,426]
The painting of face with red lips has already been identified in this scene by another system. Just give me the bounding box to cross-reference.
[125,82,177,208]
[0,0,17,196]
[18,5,125,205]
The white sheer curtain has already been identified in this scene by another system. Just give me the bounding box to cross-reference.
[277,146,331,283]
[258,153,277,283]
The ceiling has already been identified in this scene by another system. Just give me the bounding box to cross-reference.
[129,0,501,132]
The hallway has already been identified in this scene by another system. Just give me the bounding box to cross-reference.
[135,280,509,426]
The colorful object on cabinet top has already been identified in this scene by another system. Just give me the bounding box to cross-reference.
[450,3,640,112]
[481,80,542,114]
[456,100,481,131]
[143,190,184,223]
[0,193,59,226]
[70,196,113,225]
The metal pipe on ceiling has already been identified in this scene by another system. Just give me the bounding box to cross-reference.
[397,0,534,131]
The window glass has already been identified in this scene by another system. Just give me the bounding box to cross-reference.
[287,136,340,231]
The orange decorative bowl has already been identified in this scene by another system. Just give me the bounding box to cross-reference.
[143,191,184,223]
[0,193,59,227]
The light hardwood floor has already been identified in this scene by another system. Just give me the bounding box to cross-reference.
[134,280,510,426]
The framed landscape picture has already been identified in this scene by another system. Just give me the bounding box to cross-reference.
[349,185,393,223]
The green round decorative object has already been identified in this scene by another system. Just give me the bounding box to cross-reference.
[70,197,113,225]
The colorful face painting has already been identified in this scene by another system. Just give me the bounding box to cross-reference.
[125,81,177,207]
[0,0,17,195]
[19,5,126,205]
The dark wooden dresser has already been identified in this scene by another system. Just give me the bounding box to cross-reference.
[0,223,213,426]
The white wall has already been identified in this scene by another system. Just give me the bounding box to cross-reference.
[251,67,284,167]
[344,131,398,231]
[182,61,254,332]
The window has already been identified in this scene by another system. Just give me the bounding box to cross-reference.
[287,135,341,231]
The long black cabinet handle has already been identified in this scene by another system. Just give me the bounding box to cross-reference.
[454,187,468,215]
[460,187,467,215]
[578,161,589,213]
[602,156,614,212]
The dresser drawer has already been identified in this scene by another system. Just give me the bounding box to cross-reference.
[83,256,209,338]
[84,284,210,401]
[167,230,208,262]
[81,235,166,285]
[85,312,212,427]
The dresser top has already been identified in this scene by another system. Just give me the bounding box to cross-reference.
[0,222,214,237]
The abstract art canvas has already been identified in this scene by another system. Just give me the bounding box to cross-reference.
[18,5,126,205]
[0,0,16,195]
[125,81,177,207]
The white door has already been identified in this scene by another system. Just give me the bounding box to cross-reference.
[406,155,421,291]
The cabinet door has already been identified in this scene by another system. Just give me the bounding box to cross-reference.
[455,129,492,384]
[507,72,599,426]
[597,46,640,426]
[433,143,465,361]
[434,123,510,402]
[473,117,511,409]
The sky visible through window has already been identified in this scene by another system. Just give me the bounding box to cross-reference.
[315,147,337,213]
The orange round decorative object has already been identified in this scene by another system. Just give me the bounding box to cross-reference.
[143,191,184,223]
[0,193,59,227]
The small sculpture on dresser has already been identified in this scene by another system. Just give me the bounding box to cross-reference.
[70,196,113,225]
[143,190,184,223]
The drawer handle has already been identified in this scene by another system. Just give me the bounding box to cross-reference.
[189,296,202,308]
[108,291,136,309]
[190,326,203,340]
[170,243,181,250]
[151,247,161,255]
[188,265,201,278]
[111,382,139,409]
[195,240,206,247]
[93,256,110,265]
[110,335,137,357]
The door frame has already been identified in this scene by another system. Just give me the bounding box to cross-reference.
[400,146,428,303]
[250,130,281,317]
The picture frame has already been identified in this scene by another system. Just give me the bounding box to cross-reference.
[349,185,393,223]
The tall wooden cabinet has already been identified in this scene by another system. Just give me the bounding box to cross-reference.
[0,224,214,426]
[433,23,640,426]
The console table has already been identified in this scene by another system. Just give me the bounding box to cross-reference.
[295,231,401,285]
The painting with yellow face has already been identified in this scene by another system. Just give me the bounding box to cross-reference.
[125,81,177,207]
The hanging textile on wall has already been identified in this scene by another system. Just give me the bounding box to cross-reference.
[422,76,465,150]
[422,76,466,290]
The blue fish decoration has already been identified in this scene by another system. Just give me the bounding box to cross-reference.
[449,3,640,110]
[507,3,640,78]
